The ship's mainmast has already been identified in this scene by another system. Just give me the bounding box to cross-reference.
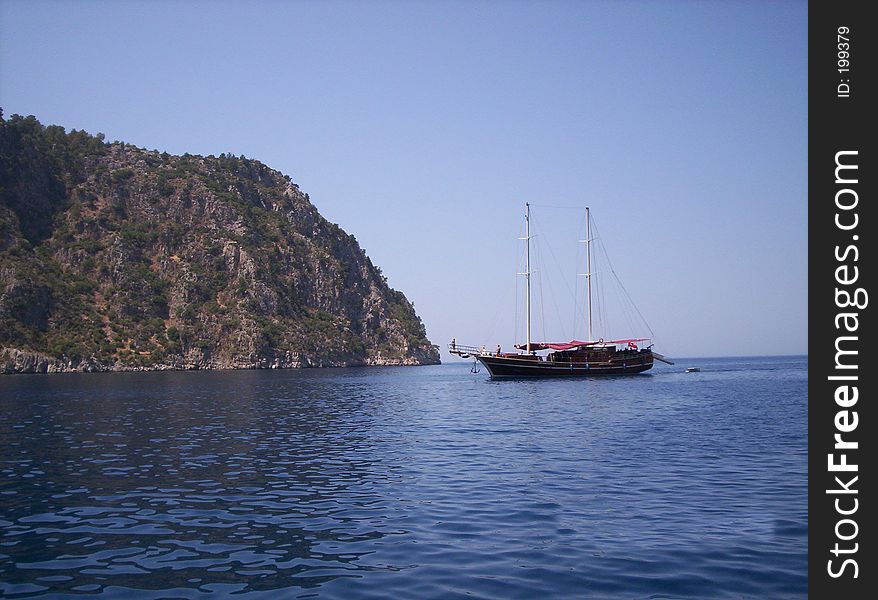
[525,203,532,353]
[586,206,593,342]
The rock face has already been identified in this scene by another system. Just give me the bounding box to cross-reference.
[0,113,440,373]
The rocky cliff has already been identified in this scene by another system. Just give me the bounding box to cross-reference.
[0,112,440,373]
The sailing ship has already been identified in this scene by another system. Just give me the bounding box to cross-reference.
[450,204,672,378]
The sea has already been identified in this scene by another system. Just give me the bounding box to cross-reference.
[0,356,807,599]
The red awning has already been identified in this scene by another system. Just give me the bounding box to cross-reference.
[514,340,594,351]
[514,338,650,351]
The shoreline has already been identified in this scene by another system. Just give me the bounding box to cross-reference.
[0,347,441,375]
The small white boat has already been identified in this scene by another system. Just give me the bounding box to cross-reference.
[686,367,701,373]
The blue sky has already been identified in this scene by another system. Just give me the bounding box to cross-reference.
[0,0,807,358]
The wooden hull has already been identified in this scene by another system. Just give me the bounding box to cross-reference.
[476,351,654,379]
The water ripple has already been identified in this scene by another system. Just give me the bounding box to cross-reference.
[1,358,806,598]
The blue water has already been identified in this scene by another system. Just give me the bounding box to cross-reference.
[0,356,807,598]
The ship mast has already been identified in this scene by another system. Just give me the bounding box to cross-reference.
[525,202,532,353]
[585,206,593,342]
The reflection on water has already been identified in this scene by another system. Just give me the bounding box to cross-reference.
[1,359,807,598]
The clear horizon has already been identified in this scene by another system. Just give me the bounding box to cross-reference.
[0,0,807,360]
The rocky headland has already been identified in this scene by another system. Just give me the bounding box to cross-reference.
[0,112,440,373]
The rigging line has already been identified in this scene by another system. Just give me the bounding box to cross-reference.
[587,259,597,338]
[594,224,612,339]
[513,271,519,345]
[572,252,579,341]
[615,273,632,333]
[592,215,656,339]
[588,224,601,338]
[597,257,607,339]
[611,260,635,335]
[595,227,628,337]
[517,217,530,345]
[529,213,549,341]
[515,222,530,344]
[600,236,640,336]
[514,238,521,345]
[536,268,548,344]
[540,237,568,342]
[532,213,575,340]
[539,217,577,300]
[591,257,599,338]
[531,236,543,343]
[596,241,619,333]
[575,208,587,338]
